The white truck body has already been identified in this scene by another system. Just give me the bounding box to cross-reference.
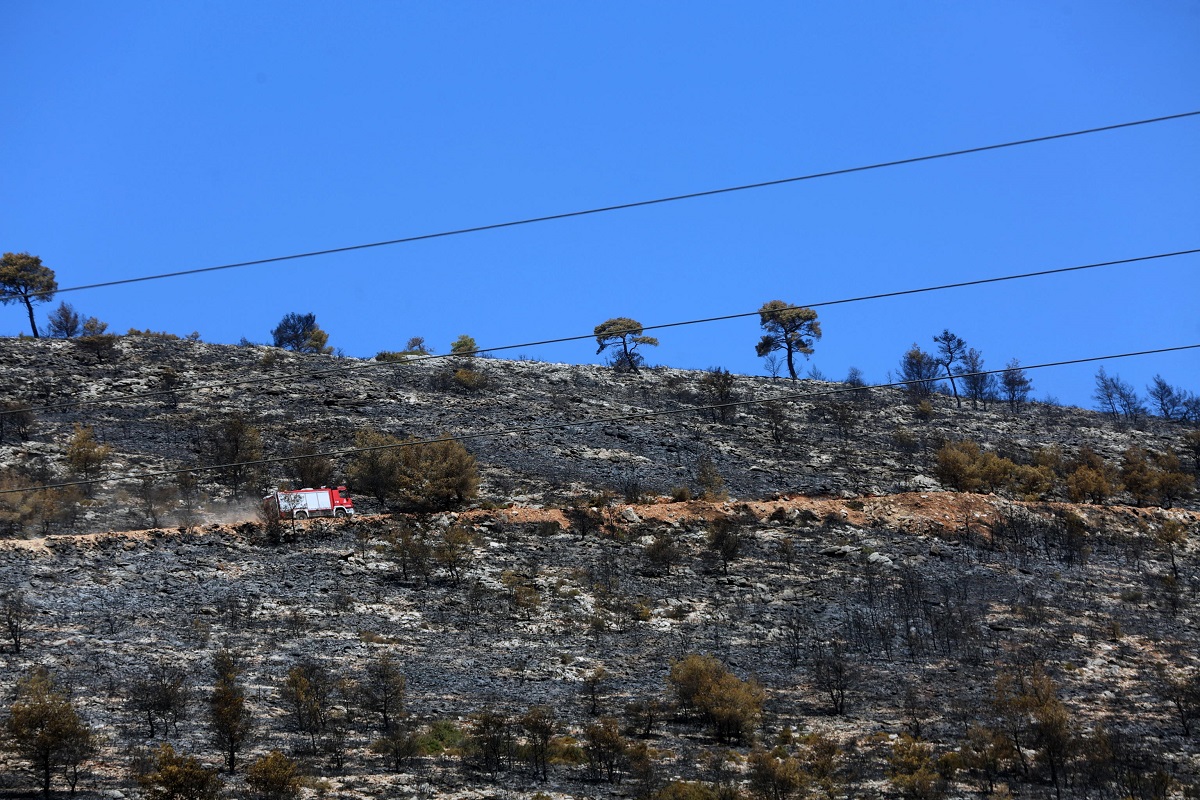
[265,486,354,519]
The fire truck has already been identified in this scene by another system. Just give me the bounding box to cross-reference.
[265,486,355,519]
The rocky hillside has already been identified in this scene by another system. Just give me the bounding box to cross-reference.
[1,335,1199,800]
[0,335,1195,531]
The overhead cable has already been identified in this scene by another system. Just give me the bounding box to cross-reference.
[9,109,1198,302]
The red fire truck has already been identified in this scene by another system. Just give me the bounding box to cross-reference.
[265,486,355,519]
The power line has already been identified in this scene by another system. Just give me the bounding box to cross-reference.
[4,246,1196,418]
[3,342,1196,497]
[9,109,1198,303]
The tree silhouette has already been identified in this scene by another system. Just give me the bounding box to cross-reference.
[0,252,56,338]
[271,312,332,354]
[932,329,968,408]
[755,300,821,381]
[594,317,658,373]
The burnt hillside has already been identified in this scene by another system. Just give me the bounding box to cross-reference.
[1,335,1199,800]
[0,335,1195,535]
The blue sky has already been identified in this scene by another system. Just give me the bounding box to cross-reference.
[2,2,1197,409]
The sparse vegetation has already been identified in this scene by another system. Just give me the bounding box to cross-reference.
[0,335,1197,799]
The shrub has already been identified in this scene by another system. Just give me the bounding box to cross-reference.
[435,525,477,584]
[135,743,221,800]
[433,366,491,392]
[2,589,31,653]
[809,641,856,715]
[417,719,466,755]
[654,782,720,800]
[1153,450,1193,508]
[349,429,479,510]
[1009,464,1055,500]
[6,668,95,797]
[695,456,727,501]
[748,747,802,799]
[127,662,190,737]
[935,441,984,492]
[467,709,514,775]
[455,367,488,390]
[520,706,558,781]
[0,402,34,443]
[580,719,628,782]
[199,413,264,499]
[126,328,181,340]
[699,367,737,423]
[387,523,432,583]
[644,532,681,574]
[284,442,335,490]
[888,735,945,799]
[394,436,480,510]
[450,334,478,355]
[346,428,404,504]
[245,751,300,800]
[668,653,764,743]
[899,345,939,400]
[65,423,111,487]
[1066,465,1114,504]
[669,653,725,711]
[707,518,742,574]
[624,698,663,739]
[371,726,419,772]
[1158,667,1200,736]
[935,440,1055,499]
[1064,446,1117,504]
[82,316,108,335]
[280,661,334,750]
[73,332,120,360]
[583,717,628,782]
[892,426,919,456]
[1122,446,1192,507]
[271,312,331,354]
[958,724,1014,795]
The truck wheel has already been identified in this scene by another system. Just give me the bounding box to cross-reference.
[334,507,345,517]
[294,510,309,520]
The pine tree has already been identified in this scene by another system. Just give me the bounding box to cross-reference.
[594,317,659,373]
[0,252,56,338]
[755,300,821,381]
